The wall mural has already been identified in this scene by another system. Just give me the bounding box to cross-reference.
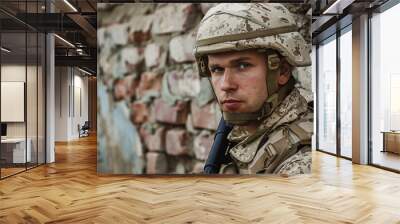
[97,3,313,175]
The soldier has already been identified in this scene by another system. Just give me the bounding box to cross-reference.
[193,3,313,175]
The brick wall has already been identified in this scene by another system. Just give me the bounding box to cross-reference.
[97,3,311,174]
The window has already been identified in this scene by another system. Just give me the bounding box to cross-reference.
[317,35,337,155]
[370,2,400,171]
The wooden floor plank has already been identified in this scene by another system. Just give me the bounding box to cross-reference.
[0,135,400,223]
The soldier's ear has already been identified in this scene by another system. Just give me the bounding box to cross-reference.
[277,59,291,86]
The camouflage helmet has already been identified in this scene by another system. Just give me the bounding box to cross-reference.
[194,3,310,77]
[193,3,311,125]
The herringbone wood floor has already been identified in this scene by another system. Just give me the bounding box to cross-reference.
[1,135,400,224]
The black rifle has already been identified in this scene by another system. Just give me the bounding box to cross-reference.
[203,118,233,174]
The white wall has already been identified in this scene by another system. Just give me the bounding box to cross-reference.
[55,66,68,141]
[72,73,89,138]
[1,65,37,138]
[1,65,26,81]
[55,67,89,141]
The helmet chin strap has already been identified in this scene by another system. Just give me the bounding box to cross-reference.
[220,52,295,126]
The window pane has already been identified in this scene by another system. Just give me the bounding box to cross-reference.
[340,28,352,158]
[318,36,337,154]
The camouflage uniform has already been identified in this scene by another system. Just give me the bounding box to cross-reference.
[220,88,312,175]
[193,3,312,175]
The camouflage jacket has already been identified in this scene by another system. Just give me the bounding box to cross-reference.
[220,88,313,175]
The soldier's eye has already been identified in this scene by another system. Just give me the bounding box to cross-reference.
[238,62,251,70]
[210,66,224,74]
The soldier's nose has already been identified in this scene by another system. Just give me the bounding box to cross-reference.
[220,70,238,92]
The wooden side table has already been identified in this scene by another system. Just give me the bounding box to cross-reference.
[381,131,400,154]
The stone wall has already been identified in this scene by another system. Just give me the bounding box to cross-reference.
[97,3,311,174]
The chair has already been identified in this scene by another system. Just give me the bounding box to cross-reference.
[79,121,90,138]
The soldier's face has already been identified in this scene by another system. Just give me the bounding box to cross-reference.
[208,50,268,114]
